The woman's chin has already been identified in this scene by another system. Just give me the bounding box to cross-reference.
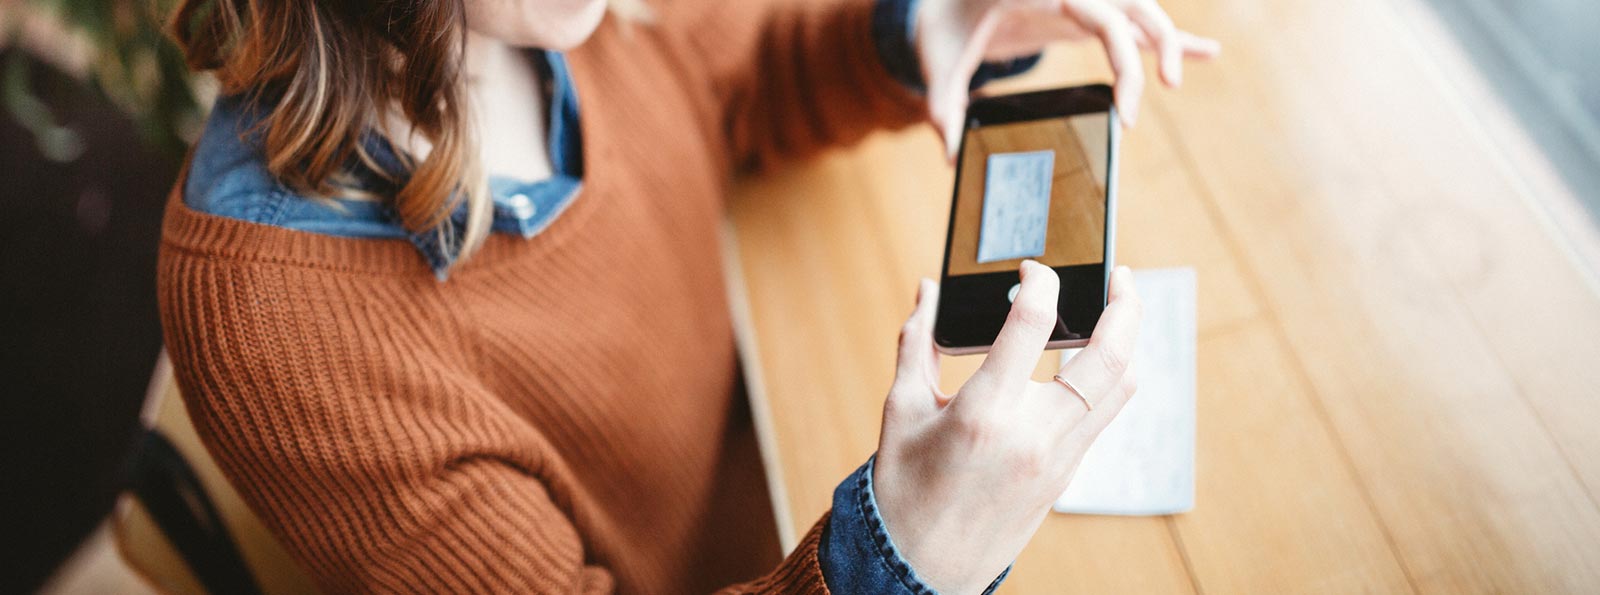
[470,0,608,51]
[530,2,607,49]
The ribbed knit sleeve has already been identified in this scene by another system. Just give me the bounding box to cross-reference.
[667,0,930,171]
[160,254,589,592]
[157,227,834,594]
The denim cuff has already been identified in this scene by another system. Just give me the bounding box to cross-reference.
[819,455,1011,594]
[872,0,1044,94]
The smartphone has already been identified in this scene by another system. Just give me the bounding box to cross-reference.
[934,83,1119,355]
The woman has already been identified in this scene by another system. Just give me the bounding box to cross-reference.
[158,0,1216,592]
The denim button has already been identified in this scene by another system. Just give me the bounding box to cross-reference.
[506,192,537,219]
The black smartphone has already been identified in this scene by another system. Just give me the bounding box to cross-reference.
[934,84,1120,354]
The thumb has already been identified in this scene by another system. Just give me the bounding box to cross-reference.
[893,278,941,392]
[924,10,1005,159]
[934,98,966,161]
[931,54,984,161]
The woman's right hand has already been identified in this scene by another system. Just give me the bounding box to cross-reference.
[873,261,1142,594]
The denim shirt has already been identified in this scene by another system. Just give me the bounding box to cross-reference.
[187,51,585,280]
[184,2,1035,591]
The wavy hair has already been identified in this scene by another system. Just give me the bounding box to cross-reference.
[170,0,492,260]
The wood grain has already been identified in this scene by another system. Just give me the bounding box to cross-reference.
[948,117,1108,275]
[726,0,1600,592]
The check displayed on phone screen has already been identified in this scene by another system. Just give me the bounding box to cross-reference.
[977,150,1056,263]
[935,85,1115,353]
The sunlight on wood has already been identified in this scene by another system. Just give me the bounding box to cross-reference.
[729,0,1600,592]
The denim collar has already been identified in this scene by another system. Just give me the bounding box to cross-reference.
[398,50,585,279]
[184,50,584,280]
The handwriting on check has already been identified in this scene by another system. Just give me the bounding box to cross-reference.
[978,150,1055,264]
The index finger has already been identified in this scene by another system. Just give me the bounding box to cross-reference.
[1065,0,1145,126]
[968,260,1061,398]
[1127,0,1183,87]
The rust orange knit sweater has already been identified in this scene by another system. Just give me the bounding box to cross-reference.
[156,0,926,592]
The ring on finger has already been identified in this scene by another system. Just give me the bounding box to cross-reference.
[1052,374,1093,411]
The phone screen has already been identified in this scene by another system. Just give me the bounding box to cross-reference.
[936,105,1113,351]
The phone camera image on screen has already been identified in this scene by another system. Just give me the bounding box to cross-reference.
[935,85,1117,353]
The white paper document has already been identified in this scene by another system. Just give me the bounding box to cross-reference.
[978,150,1055,263]
[1054,268,1197,516]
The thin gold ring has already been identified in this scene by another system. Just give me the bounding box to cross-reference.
[1052,374,1093,411]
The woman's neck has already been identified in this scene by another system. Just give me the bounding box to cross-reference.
[461,32,554,183]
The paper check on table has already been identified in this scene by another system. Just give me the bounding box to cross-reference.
[1055,268,1197,516]
[978,150,1055,263]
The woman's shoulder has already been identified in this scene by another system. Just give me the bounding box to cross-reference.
[161,102,434,281]
[183,96,292,224]
[182,96,405,238]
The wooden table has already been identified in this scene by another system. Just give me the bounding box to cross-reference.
[724,0,1600,592]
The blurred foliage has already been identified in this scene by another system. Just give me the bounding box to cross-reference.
[3,0,204,159]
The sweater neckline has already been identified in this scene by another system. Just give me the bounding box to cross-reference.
[162,51,609,280]
[161,187,490,277]
[164,161,615,279]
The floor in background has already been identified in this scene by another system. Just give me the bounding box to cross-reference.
[1422,0,1600,225]
[38,520,157,595]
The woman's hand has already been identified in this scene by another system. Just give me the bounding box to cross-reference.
[915,0,1221,154]
[874,261,1142,594]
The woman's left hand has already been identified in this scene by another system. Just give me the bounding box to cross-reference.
[915,0,1221,154]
